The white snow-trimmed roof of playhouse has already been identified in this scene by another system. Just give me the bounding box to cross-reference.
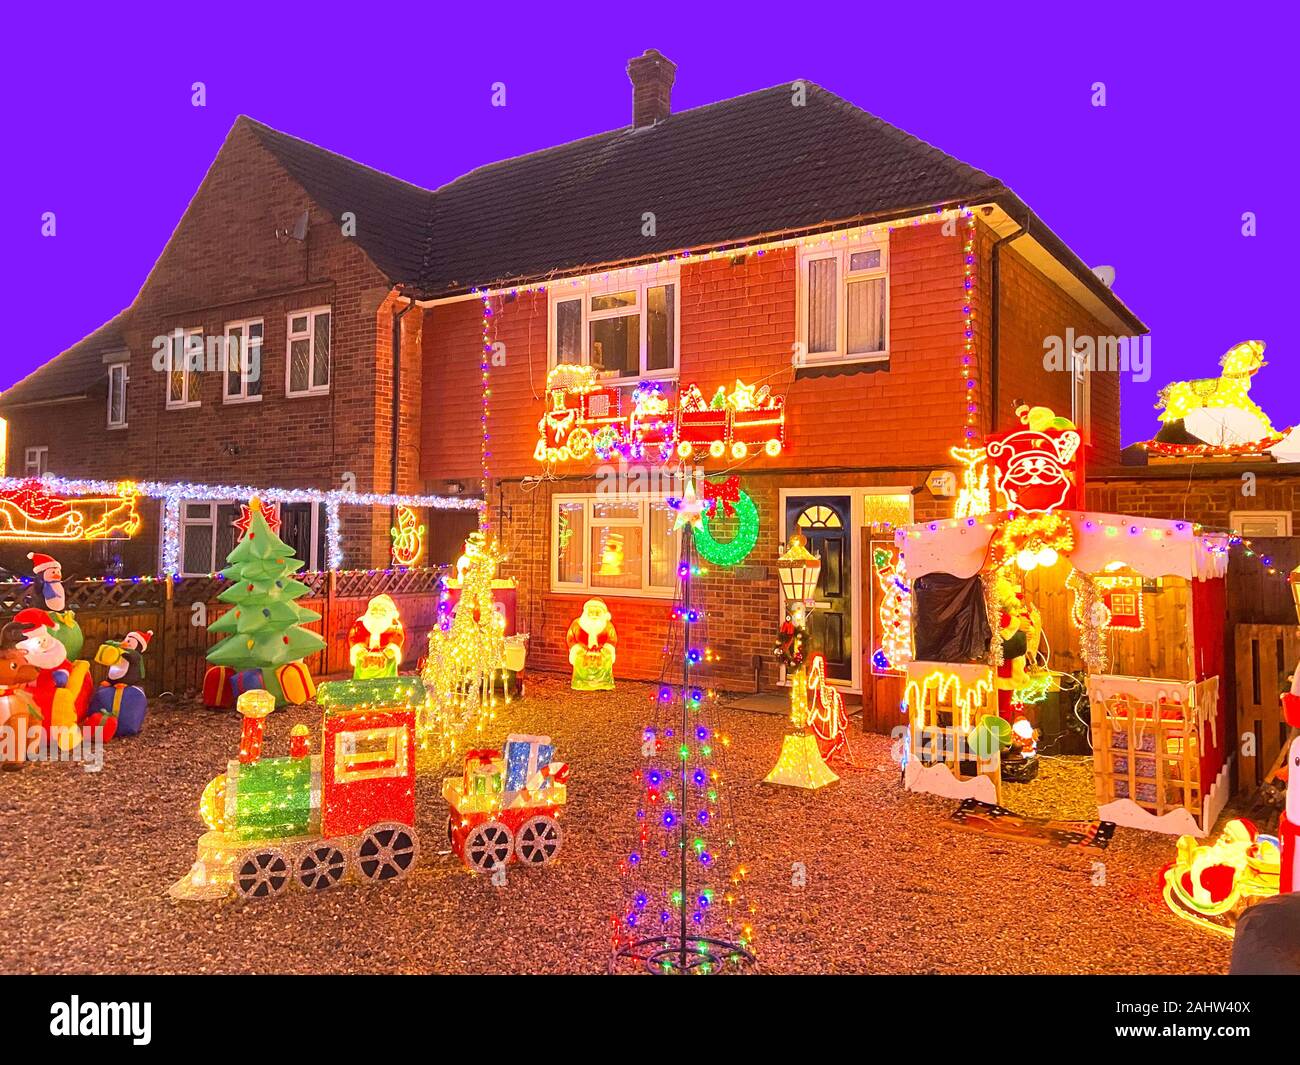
[895,511,1230,582]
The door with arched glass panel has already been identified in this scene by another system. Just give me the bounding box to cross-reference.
[784,496,853,682]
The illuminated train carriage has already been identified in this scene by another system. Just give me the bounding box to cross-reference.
[171,706,419,901]
[442,735,569,874]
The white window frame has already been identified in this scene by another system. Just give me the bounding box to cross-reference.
[550,493,681,599]
[176,500,319,576]
[23,446,49,476]
[547,265,680,385]
[222,318,264,404]
[797,236,889,366]
[165,327,203,410]
[1228,510,1293,538]
[285,306,332,397]
[1071,345,1092,443]
[106,361,129,429]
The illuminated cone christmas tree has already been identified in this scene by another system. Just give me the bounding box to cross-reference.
[611,494,756,974]
[206,499,326,695]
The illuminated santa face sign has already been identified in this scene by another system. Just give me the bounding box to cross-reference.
[985,407,1081,513]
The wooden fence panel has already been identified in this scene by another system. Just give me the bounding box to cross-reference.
[0,569,448,699]
[1233,622,1300,794]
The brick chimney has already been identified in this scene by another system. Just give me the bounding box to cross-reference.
[627,49,676,128]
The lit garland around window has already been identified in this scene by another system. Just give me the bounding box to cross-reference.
[694,477,759,567]
[0,475,478,575]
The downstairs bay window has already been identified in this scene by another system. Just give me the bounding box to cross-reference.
[552,495,680,597]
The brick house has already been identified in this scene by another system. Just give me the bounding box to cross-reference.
[0,116,476,578]
[3,51,1145,722]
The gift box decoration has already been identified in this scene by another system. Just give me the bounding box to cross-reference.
[276,660,316,705]
[203,665,235,709]
[231,668,266,701]
[462,749,506,798]
[504,733,555,794]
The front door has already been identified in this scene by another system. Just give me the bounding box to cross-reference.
[785,495,853,682]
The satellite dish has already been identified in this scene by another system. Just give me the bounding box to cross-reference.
[1092,265,1116,289]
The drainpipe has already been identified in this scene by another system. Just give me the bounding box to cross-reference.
[391,294,414,494]
[989,217,1028,432]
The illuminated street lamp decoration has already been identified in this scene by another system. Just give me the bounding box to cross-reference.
[765,533,837,790]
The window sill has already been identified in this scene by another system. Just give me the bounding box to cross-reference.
[546,587,675,602]
[107,422,128,431]
[165,402,201,411]
[223,394,264,406]
[286,388,331,399]
[795,354,890,380]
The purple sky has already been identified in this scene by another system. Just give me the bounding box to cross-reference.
[6,4,1293,445]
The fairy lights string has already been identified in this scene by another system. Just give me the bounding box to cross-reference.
[959,207,978,443]
[0,475,480,576]
[479,290,495,532]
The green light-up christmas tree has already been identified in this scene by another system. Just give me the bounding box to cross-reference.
[206,498,327,701]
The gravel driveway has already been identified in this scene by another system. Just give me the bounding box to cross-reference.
[0,673,1230,974]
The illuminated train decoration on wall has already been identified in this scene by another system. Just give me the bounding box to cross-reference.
[534,366,786,464]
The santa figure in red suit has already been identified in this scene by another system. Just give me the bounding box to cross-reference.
[13,608,92,734]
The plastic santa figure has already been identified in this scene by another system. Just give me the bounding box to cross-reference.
[27,552,84,661]
[13,608,91,751]
[566,598,617,691]
[349,594,405,679]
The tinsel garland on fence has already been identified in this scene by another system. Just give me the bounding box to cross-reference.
[1078,574,1109,673]
[982,572,1004,670]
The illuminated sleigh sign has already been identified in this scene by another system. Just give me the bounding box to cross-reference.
[985,406,1081,513]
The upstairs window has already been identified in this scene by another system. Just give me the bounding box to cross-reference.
[165,327,203,409]
[107,361,128,428]
[223,318,264,403]
[550,269,678,382]
[799,239,888,363]
[1071,345,1092,443]
[24,446,48,476]
[286,308,331,397]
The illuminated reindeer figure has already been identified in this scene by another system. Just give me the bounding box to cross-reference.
[1155,340,1274,445]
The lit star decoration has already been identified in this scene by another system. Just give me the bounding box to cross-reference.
[233,499,281,539]
[669,480,708,531]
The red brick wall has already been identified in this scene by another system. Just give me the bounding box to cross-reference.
[1087,469,1300,528]
[4,119,409,570]
[991,235,1123,466]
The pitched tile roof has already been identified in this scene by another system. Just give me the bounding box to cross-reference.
[243,118,435,287]
[4,79,1143,408]
[2,313,128,409]
[421,82,1003,294]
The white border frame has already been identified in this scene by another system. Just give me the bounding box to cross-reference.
[550,492,681,599]
[796,235,889,367]
[222,317,265,405]
[165,327,203,410]
[23,445,49,477]
[547,263,681,386]
[106,361,129,429]
[285,306,332,398]
[779,487,863,693]
[1228,509,1293,537]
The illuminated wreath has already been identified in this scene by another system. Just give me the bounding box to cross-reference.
[695,489,759,566]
